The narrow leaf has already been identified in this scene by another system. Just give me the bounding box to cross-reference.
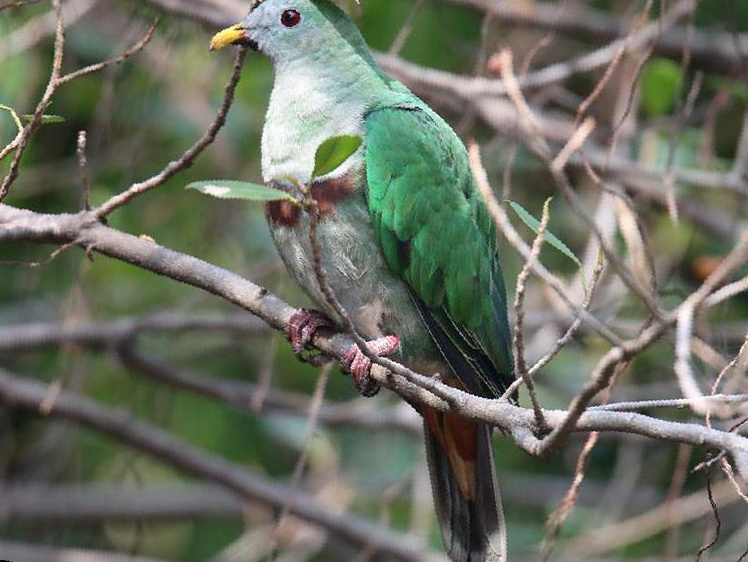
[508,200,582,270]
[187,180,296,202]
[22,114,66,125]
[312,134,362,178]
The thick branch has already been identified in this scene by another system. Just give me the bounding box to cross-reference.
[2,204,748,476]
[0,365,442,562]
[0,541,173,562]
[444,0,747,78]
[0,312,266,352]
[0,483,242,522]
[0,475,666,523]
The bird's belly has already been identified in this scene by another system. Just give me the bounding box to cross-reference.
[267,195,444,372]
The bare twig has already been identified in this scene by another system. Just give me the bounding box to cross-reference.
[576,0,653,126]
[0,541,174,562]
[552,117,596,172]
[76,130,91,210]
[469,143,623,345]
[388,0,425,56]
[512,196,552,432]
[592,394,748,412]
[0,0,65,201]
[541,430,600,562]
[563,478,742,558]
[695,467,722,561]
[58,20,158,86]
[675,232,748,415]
[497,46,666,320]
[93,46,247,218]
[270,364,332,556]
[527,251,605,379]
[443,0,746,78]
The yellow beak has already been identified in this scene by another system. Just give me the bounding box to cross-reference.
[209,23,248,51]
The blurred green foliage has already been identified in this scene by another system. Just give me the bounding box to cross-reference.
[640,58,682,117]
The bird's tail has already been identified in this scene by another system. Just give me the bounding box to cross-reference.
[423,410,506,562]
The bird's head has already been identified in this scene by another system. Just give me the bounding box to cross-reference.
[210,0,364,64]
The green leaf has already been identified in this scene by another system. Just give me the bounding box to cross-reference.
[186,180,296,202]
[641,59,683,117]
[508,199,582,270]
[312,134,363,178]
[22,114,66,125]
[2,106,66,130]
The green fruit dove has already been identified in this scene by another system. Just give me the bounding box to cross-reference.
[210,2,514,560]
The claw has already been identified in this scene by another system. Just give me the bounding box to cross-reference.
[341,335,400,397]
[286,309,334,355]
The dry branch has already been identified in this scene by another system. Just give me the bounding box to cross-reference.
[0,541,174,562]
[445,0,748,79]
[2,202,748,477]
[0,365,443,562]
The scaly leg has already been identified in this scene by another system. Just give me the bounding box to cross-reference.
[285,308,334,360]
[341,335,400,397]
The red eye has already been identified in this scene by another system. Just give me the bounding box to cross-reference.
[281,9,301,27]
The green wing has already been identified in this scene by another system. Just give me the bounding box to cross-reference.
[364,105,514,398]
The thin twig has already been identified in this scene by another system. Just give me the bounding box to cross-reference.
[541,430,600,562]
[94,46,247,218]
[388,0,425,56]
[469,143,623,345]
[695,465,722,561]
[592,394,748,412]
[552,116,595,172]
[512,197,552,433]
[497,45,666,321]
[527,251,605,378]
[270,364,332,556]
[0,0,65,201]
[58,20,158,86]
[76,131,91,211]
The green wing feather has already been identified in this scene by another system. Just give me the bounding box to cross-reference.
[364,105,514,398]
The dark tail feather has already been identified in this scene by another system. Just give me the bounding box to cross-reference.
[424,420,507,562]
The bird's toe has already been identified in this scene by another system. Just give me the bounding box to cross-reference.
[341,335,400,397]
[286,308,334,356]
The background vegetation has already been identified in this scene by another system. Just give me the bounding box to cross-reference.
[1,1,747,561]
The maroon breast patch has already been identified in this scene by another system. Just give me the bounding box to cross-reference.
[265,175,357,227]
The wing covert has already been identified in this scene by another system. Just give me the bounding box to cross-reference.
[364,106,514,397]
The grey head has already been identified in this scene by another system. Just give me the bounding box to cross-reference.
[209,0,372,67]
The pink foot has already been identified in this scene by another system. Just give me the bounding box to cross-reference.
[286,308,334,357]
[341,335,400,397]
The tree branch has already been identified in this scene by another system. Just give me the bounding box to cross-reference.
[443,0,747,78]
[2,203,748,476]
[0,312,266,352]
[0,541,175,562]
[0,365,443,562]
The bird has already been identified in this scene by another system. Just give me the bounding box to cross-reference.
[210,2,514,560]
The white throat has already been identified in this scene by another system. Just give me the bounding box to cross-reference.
[261,60,370,184]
